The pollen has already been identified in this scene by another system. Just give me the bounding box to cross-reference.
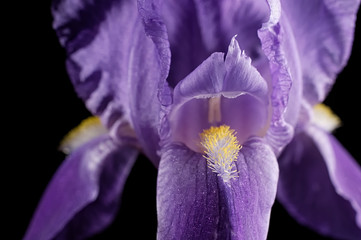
[200,125,241,183]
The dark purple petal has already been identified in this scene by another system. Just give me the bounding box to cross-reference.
[277,126,361,239]
[157,138,278,239]
[52,0,172,165]
[24,136,138,240]
[161,0,209,87]
[162,0,269,87]
[227,138,279,239]
[280,0,361,104]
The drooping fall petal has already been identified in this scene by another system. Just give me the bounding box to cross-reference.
[157,138,278,240]
[24,136,138,240]
[278,126,361,239]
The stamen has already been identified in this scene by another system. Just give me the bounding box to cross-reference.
[200,125,241,183]
[208,97,222,123]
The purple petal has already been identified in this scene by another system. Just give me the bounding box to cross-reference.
[223,37,268,100]
[280,0,361,104]
[162,0,269,87]
[169,39,269,150]
[24,136,138,240]
[258,0,302,154]
[171,37,268,111]
[52,0,137,116]
[277,126,361,239]
[157,138,278,239]
[173,52,226,101]
[52,0,172,165]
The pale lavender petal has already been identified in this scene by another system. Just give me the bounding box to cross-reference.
[52,0,172,164]
[221,95,268,145]
[280,0,361,104]
[277,126,361,239]
[169,39,269,149]
[171,37,268,111]
[24,136,138,240]
[169,53,226,149]
[258,0,301,155]
[156,138,278,239]
[172,52,226,103]
[223,37,268,100]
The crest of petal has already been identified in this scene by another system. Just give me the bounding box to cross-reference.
[171,37,268,108]
[278,125,361,239]
[168,38,269,150]
[23,136,138,240]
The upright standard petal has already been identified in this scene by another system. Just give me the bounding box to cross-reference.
[162,0,269,87]
[168,38,269,152]
[258,0,303,155]
[156,139,278,240]
[277,126,361,239]
[280,0,361,104]
[24,136,138,240]
[52,0,172,164]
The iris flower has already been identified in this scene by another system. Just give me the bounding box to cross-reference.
[24,0,361,239]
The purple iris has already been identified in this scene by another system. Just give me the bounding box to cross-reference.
[24,0,361,239]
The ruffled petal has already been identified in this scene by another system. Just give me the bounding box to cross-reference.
[52,0,172,164]
[277,125,361,239]
[258,0,303,154]
[280,0,361,104]
[156,138,278,239]
[23,136,138,240]
[52,0,137,119]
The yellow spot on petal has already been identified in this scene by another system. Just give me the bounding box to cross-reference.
[200,125,241,183]
[59,116,107,154]
[312,104,341,132]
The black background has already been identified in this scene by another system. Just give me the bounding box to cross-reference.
[8,2,360,239]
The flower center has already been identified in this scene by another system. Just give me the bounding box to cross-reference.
[200,125,241,183]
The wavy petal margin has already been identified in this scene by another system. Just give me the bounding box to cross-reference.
[53,0,172,165]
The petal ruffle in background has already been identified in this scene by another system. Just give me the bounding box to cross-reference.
[8,1,360,239]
